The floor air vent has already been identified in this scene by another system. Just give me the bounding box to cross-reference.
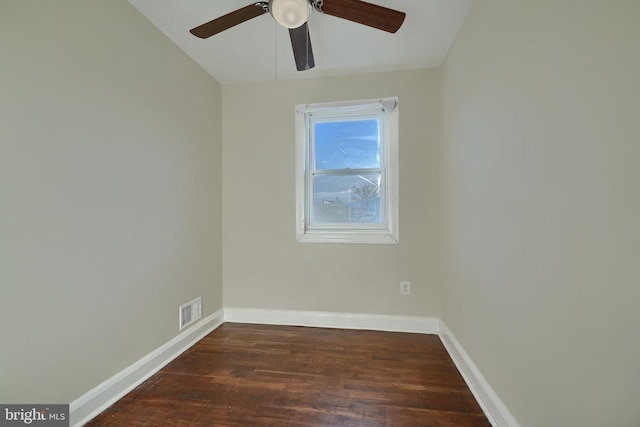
[179,297,202,330]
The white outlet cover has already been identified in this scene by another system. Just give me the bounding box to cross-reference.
[400,281,411,296]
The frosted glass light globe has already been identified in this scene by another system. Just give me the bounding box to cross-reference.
[270,0,309,29]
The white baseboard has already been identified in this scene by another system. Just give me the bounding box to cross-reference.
[69,309,224,427]
[439,322,520,427]
[223,308,440,334]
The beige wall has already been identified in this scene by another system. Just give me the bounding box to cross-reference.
[0,1,223,403]
[222,69,443,317]
[441,1,640,426]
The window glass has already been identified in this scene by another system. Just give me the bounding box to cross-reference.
[314,119,381,170]
[312,172,382,225]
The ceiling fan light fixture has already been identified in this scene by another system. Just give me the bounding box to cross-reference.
[270,0,309,29]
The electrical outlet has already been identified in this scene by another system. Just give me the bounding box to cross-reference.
[400,281,411,296]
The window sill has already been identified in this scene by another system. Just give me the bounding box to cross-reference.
[297,230,399,245]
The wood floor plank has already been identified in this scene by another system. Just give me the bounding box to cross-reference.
[86,323,491,426]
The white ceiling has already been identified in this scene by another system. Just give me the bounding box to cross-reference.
[128,0,472,85]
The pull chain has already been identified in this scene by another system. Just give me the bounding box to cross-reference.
[274,20,279,80]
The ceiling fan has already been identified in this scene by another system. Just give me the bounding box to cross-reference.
[190,0,406,72]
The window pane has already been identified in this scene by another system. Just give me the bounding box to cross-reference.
[312,173,382,225]
[314,119,380,170]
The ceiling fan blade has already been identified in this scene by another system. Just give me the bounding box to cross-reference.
[289,23,315,71]
[190,3,268,39]
[319,0,406,33]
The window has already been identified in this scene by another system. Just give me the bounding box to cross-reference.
[295,97,399,244]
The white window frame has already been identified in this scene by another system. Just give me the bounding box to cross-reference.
[295,97,399,244]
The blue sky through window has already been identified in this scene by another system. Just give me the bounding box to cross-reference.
[314,119,380,170]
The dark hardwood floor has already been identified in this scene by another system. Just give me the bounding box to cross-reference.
[87,323,491,426]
